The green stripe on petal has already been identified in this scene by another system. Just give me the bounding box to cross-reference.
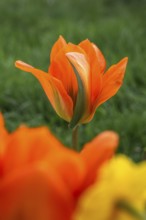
[68,63,86,129]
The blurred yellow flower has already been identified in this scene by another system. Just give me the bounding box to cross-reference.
[74,156,146,220]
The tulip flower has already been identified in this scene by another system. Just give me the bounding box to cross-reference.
[74,156,146,220]
[15,36,128,128]
[0,113,118,220]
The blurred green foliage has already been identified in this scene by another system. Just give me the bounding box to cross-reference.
[0,0,146,161]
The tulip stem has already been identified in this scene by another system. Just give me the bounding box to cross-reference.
[72,126,79,151]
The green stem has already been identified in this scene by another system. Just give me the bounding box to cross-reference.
[116,201,145,220]
[72,126,79,151]
[142,147,146,160]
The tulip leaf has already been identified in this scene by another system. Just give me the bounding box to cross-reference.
[69,63,86,129]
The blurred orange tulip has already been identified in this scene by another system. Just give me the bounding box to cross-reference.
[15,36,128,128]
[0,113,118,220]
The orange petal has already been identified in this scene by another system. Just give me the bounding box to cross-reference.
[79,39,103,111]
[96,57,128,107]
[50,35,67,62]
[66,52,91,125]
[47,149,86,196]
[0,113,5,128]
[0,113,8,138]
[0,121,86,220]
[66,52,90,98]
[83,58,128,123]
[3,126,64,175]
[80,131,119,188]
[0,166,74,220]
[0,113,8,159]
[3,124,86,195]
[49,43,86,105]
[15,61,73,121]
[79,40,106,73]
[92,43,106,73]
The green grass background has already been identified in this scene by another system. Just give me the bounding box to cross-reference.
[0,0,146,161]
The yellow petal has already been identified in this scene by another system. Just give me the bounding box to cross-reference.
[74,156,146,220]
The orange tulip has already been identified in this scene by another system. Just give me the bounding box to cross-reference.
[0,113,118,220]
[15,36,128,128]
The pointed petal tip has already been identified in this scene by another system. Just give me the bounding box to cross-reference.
[80,39,90,44]
[82,130,119,155]
[120,57,128,66]
[15,60,34,72]
[50,36,67,62]
[58,35,66,41]
[15,60,21,68]
[15,60,33,68]
[97,131,119,150]
[117,56,128,74]
[80,131,119,187]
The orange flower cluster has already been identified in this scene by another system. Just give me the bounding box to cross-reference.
[15,36,128,128]
[0,114,118,220]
